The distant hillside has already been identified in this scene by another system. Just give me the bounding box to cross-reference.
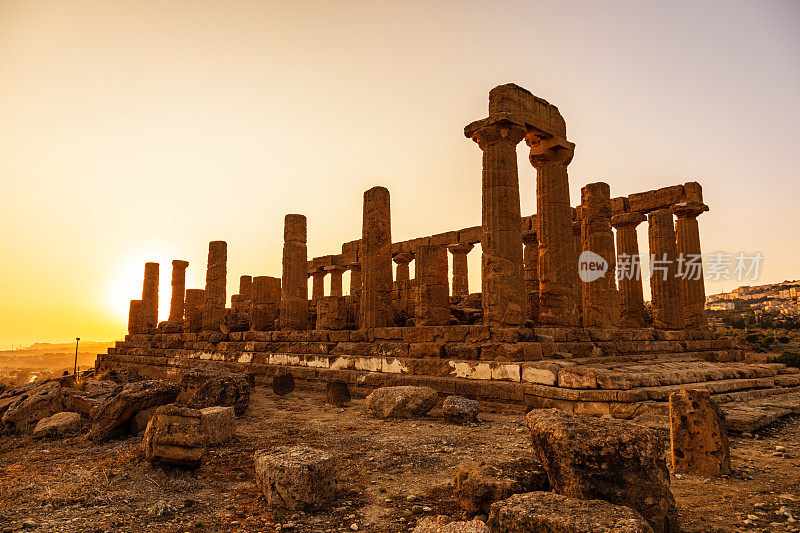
[0,340,117,371]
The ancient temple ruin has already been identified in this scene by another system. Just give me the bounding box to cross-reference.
[99,84,800,429]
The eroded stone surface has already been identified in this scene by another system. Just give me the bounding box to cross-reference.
[32,411,81,438]
[144,404,205,467]
[669,388,730,476]
[366,386,437,418]
[88,380,180,442]
[442,396,481,424]
[454,456,549,513]
[254,446,340,510]
[413,516,489,533]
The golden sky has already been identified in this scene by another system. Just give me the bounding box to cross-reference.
[1,1,798,347]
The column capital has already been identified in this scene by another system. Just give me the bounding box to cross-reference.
[347,261,361,272]
[467,119,526,151]
[447,243,474,255]
[392,252,415,265]
[171,259,189,269]
[611,211,647,229]
[308,269,326,278]
[324,264,347,274]
[672,201,709,219]
[527,135,575,167]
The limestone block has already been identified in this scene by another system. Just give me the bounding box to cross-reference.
[669,389,730,476]
[32,411,82,438]
[488,492,654,533]
[176,368,252,416]
[442,395,481,423]
[325,379,351,407]
[527,409,678,532]
[200,405,235,445]
[88,380,181,442]
[144,404,206,467]
[254,446,340,510]
[412,516,489,533]
[366,386,437,418]
[1,381,64,433]
[454,456,548,514]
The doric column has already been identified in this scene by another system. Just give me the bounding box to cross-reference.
[580,182,620,328]
[522,232,539,323]
[128,299,143,335]
[571,218,583,326]
[611,212,647,328]
[280,214,309,330]
[528,136,579,327]
[239,275,253,307]
[360,186,393,329]
[348,262,362,294]
[141,262,159,330]
[184,289,204,333]
[415,245,450,326]
[673,201,710,331]
[168,260,189,322]
[202,241,227,331]
[467,120,527,326]
[393,252,414,282]
[648,209,684,330]
[251,276,281,331]
[326,265,347,297]
[392,252,415,321]
[448,243,473,299]
[310,269,326,301]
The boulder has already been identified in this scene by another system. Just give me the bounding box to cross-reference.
[413,515,489,533]
[272,373,295,396]
[454,456,549,514]
[32,412,82,438]
[254,446,340,510]
[488,492,654,533]
[143,404,206,467]
[63,380,122,417]
[130,407,157,435]
[88,380,181,442]
[326,379,351,407]
[527,409,678,533]
[366,386,437,418]
[200,406,235,445]
[176,369,252,416]
[442,396,481,423]
[669,388,731,476]
[1,381,64,433]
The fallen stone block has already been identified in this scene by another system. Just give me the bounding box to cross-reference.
[200,406,235,445]
[669,388,731,476]
[1,381,64,433]
[366,386,437,418]
[88,380,181,442]
[412,515,489,533]
[130,407,157,435]
[272,373,296,396]
[454,457,549,514]
[442,395,480,423]
[488,492,654,533]
[527,408,678,532]
[326,379,351,407]
[32,412,82,438]
[254,446,340,510]
[176,368,252,417]
[144,404,206,467]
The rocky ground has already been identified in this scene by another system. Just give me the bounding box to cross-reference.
[0,386,799,533]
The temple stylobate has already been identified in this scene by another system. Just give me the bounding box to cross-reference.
[100,83,800,429]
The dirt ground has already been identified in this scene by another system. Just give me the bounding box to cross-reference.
[1,386,799,533]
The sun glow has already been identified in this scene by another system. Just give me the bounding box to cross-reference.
[108,254,177,323]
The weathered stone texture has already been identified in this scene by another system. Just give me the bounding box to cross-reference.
[176,368,252,417]
[612,212,647,328]
[33,411,82,438]
[88,380,181,442]
[522,233,539,322]
[128,299,143,335]
[254,446,340,510]
[1,381,64,433]
[316,296,348,330]
[672,202,709,331]
[366,386,437,418]
[669,388,730,476]
[415,245,450,326]
[448,243,473,299]
[251,276,280,331]
[581,182,620,328]
[648,209,683,330]
[361,186,393,328]
[454,456,548,513]
[144,404,206,467]
[142,262,160,330]
[184,289,204,333]
[442,395,481,424]
[527,409,678,532]
[200,405,236,445]
[413,516,489,533]
[168,260,189,322]
[281,215,309,330]
[202,241,227,331]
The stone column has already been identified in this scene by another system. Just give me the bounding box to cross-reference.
[316,297,348,330]
[360,186,393,329]
[168,260,189,323]
[184,289,205,333]
[528,136,579,327]
[280,214,309,330]
[522,232,539,323]
[202,241,227,331]
[673,201,710,331]
[310,270,326,301]
[393,252,414,282]
[611,212,648,328]
[448,243,473,299]
[571,219,583,326]
[392,252,415,321]
[468,121,526,327]
[348,262,362,294]
[648,209,684,330]
[326,265,347,297]
[251,276,281,330]
[415,245,450,326]
[239,275,253,307]
[141,262,159,330]
[580,183,620,328]
[128,299,143,335]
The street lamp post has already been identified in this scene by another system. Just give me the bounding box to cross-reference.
[74,337,80,377]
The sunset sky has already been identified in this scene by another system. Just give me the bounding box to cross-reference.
[1,1,798,347]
